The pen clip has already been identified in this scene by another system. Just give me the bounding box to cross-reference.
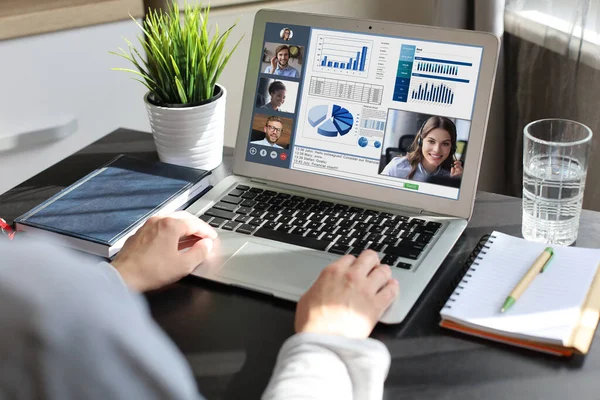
[540,247,554,273]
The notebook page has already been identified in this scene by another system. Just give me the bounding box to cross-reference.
[441,231,600,345]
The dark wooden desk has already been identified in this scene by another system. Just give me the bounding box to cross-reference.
[2,128,600,400]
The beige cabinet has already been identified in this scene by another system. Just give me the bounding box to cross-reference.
[0,0,143,40]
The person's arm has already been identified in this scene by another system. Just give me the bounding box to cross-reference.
[111,211,216,292]
[382,156,413,179]
[262,251,399,400]
[99,215,398,400]
[0,233,211,400]
[111,216,397,399]
[380,160,394,176]
[381,157,400,177]
[262,333,390,400]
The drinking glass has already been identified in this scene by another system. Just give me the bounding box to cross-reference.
[522,119,593,246]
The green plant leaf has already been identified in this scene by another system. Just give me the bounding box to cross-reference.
[111,1,240,104]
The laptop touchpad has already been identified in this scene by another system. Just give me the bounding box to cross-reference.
[217,241,334,296]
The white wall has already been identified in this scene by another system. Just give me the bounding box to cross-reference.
[0,19,149,196]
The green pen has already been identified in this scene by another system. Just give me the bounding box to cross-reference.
[501,247,554,312]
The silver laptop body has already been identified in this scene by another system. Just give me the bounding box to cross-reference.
[186,10,500,324]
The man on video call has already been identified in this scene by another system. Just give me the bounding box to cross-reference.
[251,116,284,149]
[264,45,299,78]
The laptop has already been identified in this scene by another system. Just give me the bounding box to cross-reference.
[186,10,500,324]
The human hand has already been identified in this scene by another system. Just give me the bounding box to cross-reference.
[451,160,463,177]
[295,250,399,339]
[111,211,218,292]
[270,56,278,71]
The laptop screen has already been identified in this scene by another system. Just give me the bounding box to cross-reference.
[244,23,483,200]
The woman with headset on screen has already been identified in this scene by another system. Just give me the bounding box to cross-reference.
[380,116,463,182]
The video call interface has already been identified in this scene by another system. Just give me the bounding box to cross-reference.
[245,23,483,200]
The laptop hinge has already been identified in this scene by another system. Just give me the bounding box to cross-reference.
[249,178,426,215]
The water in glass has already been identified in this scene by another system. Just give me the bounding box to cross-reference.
[522,155,585,246]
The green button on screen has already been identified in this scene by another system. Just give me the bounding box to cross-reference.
[403,182,419,190]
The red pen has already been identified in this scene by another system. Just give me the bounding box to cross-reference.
[0,218,16,240]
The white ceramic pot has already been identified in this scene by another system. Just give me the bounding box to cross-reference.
[144,84,226,171]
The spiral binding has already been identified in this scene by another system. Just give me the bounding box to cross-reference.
[441,234,496,310]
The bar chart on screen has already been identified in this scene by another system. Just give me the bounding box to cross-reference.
[313,34,372,78]
[409,79,455,106]
[414,59,464,77]
[392,42,482,119]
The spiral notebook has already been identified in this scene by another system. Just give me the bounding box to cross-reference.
[440,231,600,356]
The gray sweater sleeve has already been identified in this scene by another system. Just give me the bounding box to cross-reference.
[262,333,391,400]
[0,239,202,400]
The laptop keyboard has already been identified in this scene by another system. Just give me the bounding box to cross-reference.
[199,185,442,270]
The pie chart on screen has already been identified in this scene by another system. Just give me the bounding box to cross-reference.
[308,104,354,137]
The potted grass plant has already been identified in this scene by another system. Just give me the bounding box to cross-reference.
[112,1,241,170]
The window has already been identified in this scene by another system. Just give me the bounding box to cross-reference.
[505,0,600,68]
